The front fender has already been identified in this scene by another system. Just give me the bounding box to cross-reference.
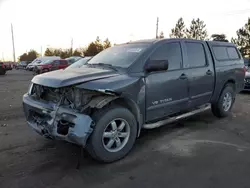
[77,75,146,136]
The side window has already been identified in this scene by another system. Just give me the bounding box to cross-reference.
[212,46,240,61]
[54,60,60,65]
[212,46,228,60]
[60,60,67,65]
[185,42,206,68]
[150,42,182,70]
[227,47,240,59]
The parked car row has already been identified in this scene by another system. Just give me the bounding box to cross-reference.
[0,62,6,75]
[32,56,93,74]
[0,62,14,75]
[15,61,31,69]
[34,59,69,74]
[14,56,91,74]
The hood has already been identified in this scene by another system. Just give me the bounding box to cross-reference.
[76,74,141,94]
[31,67,119,88]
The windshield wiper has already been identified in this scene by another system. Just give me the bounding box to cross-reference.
[91,63,118,71]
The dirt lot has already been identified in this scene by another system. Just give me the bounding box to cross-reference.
[1,70,250,188]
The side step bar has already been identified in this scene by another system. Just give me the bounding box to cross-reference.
[143,104,211,129]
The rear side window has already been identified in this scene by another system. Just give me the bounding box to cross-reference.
[53,60,60,65]
[227,47,240,59]
[213,47,228,60]
[185,42,206,68]
[150,42,182,70]
[212,46,240,61]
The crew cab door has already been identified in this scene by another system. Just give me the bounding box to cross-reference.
[182,40,215,107]
[145,42,189,122]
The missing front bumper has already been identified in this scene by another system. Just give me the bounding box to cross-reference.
[23,93,94,147]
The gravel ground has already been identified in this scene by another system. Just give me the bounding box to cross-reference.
[1,70,250,188]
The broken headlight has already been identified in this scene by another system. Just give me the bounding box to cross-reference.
[64,88,95,109]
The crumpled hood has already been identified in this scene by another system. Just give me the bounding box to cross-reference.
[31,67,119,88]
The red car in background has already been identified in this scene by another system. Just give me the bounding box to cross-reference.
[34,59,69,74]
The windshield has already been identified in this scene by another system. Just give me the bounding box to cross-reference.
[87,43,149,68]
[40,59,54,65]
[66,56,82,64]
[34,61,42,65]
[66,57,92,69]
[20,61,27,65]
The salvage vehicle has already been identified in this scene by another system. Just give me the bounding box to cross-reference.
[16,61,28,70]
[26,56,60,71]
[4,62,13,71]
[65,56,92,69]
[243,69,250,91]
[65,56,83,65]
[23,39,245,163]
[0,62,6,75]
[34,59,69,74]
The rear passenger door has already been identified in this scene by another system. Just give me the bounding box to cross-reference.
[145,42,189,122]
[183,41,215,107]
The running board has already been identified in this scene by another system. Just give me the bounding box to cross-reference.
[143,104,211,129]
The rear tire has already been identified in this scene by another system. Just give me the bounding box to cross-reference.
[211,84,235,118]
[86,105,137,163]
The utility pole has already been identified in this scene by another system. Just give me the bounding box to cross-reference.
[41,46,43,57]
[11,23,16,63]
[2,52,4,61]
[71,38,73,56]
[156,17,159,39]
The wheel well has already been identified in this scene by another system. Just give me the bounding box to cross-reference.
[225,79,236,90]
[86,94,142,136]
[112,98,142,136]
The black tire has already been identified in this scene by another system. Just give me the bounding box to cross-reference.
[211,84,235,118]
[86,105,137,163]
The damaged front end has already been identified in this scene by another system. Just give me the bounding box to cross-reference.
[23,83,117,147]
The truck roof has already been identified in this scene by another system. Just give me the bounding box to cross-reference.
[127,38,236,46]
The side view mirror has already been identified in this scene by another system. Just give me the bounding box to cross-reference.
[145,59,169,73]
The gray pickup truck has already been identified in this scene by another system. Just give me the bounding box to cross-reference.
[23,39,245,162]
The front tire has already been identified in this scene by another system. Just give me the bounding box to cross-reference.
[86,105,137,163]
[211,84,235,118]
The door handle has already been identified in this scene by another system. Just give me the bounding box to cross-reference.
[179,73,187,79]
[206,70,212,75]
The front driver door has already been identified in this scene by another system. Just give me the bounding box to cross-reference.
[145,42,189,122]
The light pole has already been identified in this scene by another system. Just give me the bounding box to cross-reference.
[11,23,16,63]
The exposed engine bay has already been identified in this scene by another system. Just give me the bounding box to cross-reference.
[30,83,117,113]
[23,83,118,147]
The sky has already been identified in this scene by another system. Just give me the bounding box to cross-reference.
[0,0,250,61]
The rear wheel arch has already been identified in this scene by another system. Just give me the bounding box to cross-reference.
[213,79,236,102]
[226,79,236,91]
